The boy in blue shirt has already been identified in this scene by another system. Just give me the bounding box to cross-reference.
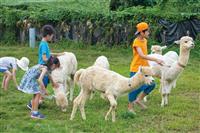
[39,25,64,87]
[27,25,64,110]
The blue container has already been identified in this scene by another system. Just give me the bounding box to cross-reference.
[29,28,36,48]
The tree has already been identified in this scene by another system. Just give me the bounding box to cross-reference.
[109,0,157,11]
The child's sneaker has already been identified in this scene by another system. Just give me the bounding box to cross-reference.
[31,112,45,119]
[128,108,137,115]
[27,102,32,110]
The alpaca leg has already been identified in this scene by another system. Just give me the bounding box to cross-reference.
[69,78,74,101]
[70,97,79,120]
[100,93,107,100]
[105,94,117,122]
[111,105,117,122]
[161,94,165,107]
[89,91,94,100]
[70,90,83,120]
[165,94,169,105]
[105,106,112,121]
[79,90,91,120]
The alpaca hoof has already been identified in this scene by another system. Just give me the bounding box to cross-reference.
[82,117,86,120]
[161,104,165,107]
[112,119,116,122]
[70,117,73,120]
[62,108,67,112]
[105,116,109,121]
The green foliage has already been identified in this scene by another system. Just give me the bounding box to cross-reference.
[109,0,157,11]
[0,0,200,44]
[1,30,16,43]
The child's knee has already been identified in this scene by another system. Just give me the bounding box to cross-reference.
[128,93,137,102]
[5,72,12,78]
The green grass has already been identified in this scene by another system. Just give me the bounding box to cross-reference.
[0,42,200,133]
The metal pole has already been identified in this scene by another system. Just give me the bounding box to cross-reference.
[29,28,35,48]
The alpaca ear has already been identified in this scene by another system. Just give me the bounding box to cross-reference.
[174,40,180,44]
[161,46,167,50]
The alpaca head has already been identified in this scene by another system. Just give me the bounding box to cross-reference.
[55,91,68,112]
[94,55,110,70]
[151,45,167,54]
[175,36,195,50]
[136,66,154,85]
[54,84,68,112]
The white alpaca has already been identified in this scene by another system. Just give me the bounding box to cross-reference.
[90,55,110,100]
[54,83,68,112]
[143,45,167,102]
[151,45,167,54]
[70,66,154,122]
[160,36,194,107]
[144,45,178,102]
[51,52,77,111]
[148,45,178,67]
[93,55,110,69]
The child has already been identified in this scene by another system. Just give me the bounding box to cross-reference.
[27,25,63,109]
[38,24,64,88]
[0,57,29,90]
[128,22,164,113]
[18,57,60,119]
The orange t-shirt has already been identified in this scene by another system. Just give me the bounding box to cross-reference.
[130,37,149,72]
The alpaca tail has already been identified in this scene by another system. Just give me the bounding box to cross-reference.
[74,69,85,85]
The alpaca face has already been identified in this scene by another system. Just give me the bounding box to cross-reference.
[175,36,195,50]
[182,36,195,49]
[138,67,154,85]
[55,92,68,112]
[151,45,167,54]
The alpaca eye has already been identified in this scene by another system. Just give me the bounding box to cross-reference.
[185,41,188,43]
[145,75,148,77]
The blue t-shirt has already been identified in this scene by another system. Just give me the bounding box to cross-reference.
[38,41,51,65]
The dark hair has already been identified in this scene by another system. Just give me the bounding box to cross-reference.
[135,29,149,36]
[141,29,148,33]
[42,25,55,37]
[45,56,60,70]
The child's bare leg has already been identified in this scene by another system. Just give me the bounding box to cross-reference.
[128,102,136,114]
[3,71,12,90]
[39,95,43,104]
[32,94,40,111]
[1,75,7,89]
[134,93,147,109]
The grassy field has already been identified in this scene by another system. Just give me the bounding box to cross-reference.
[0,41,200,133]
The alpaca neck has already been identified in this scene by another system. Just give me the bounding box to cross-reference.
[178,47,190,66]
[123,73,144,93]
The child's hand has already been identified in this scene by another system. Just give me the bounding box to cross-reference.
[41,89,48,96]
[156,59,165,66]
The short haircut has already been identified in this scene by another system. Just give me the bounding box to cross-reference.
[41,25,55,37]
[45,56,60,70]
